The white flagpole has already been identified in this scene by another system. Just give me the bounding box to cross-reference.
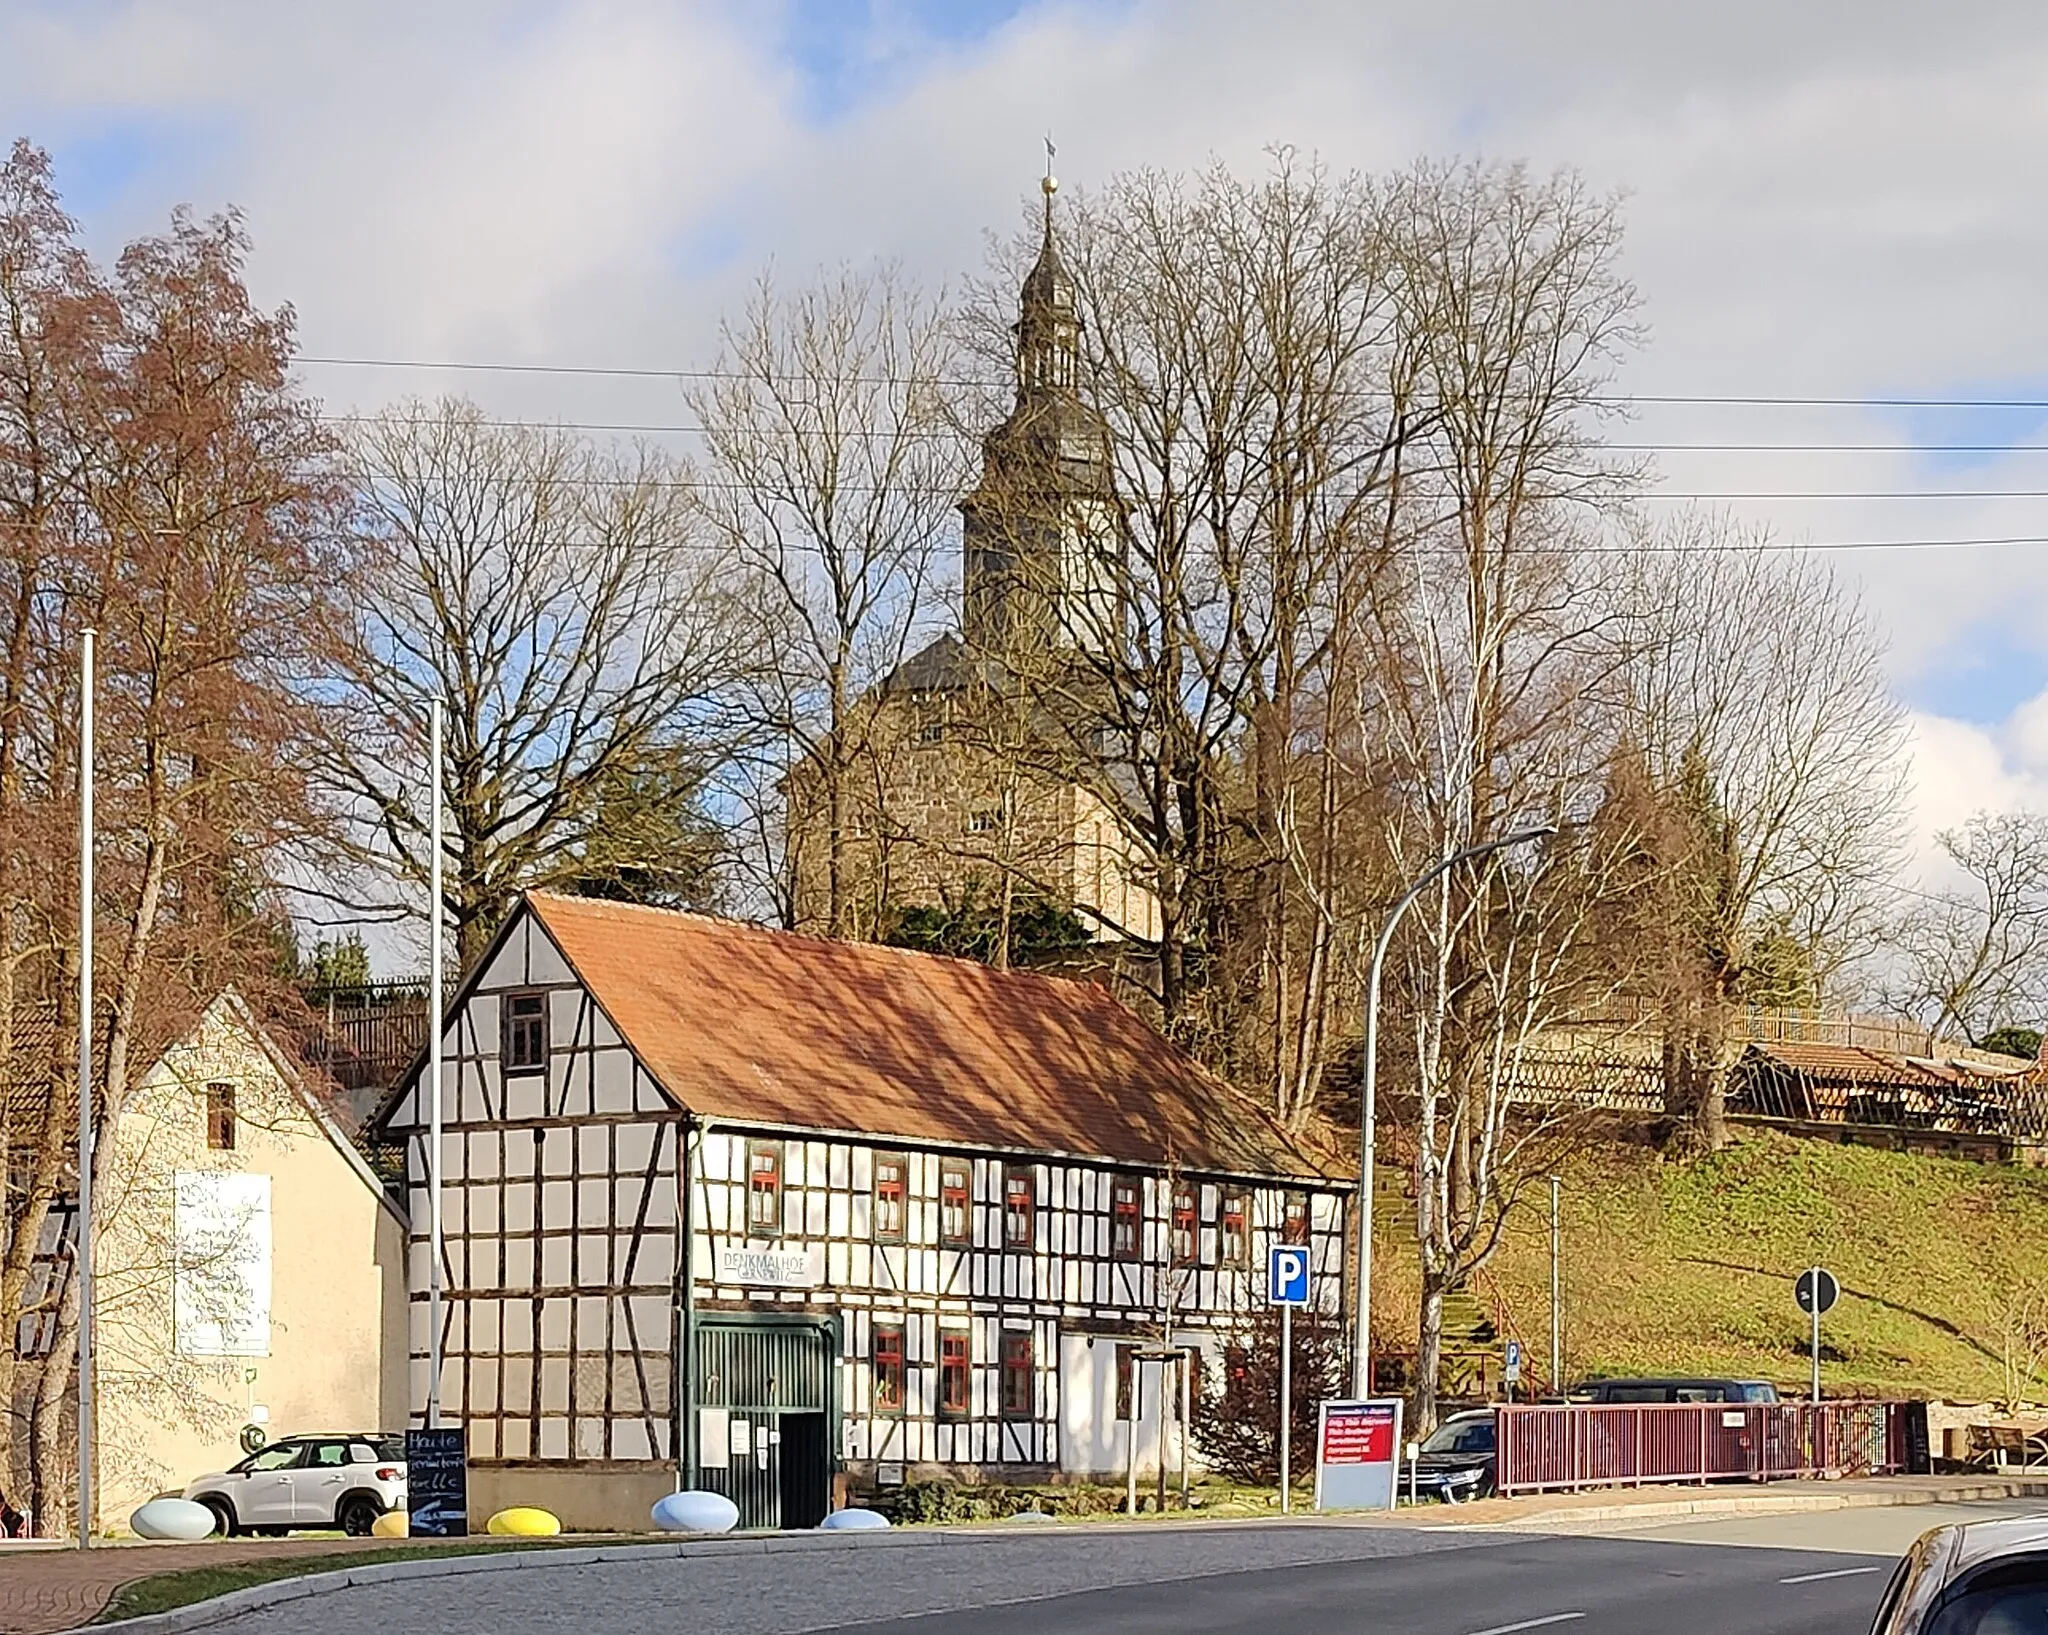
[426,698,445,1430]
[76,628,95,1549]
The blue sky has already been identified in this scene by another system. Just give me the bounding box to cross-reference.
[777,0,1041,120]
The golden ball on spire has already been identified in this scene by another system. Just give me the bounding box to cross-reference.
[1042,173,1059,196]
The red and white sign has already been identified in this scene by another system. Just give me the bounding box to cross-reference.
[1321,1402,1397,1464]
[1314,1398,1403,1510]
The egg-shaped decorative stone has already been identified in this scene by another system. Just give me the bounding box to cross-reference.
[818,1507,890,1530]
[650,1490,739,1533]
[486,1506,561,1536]
[371,1509,410,1538]
[130,1498,216,1541]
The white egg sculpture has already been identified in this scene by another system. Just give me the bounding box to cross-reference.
[818,1507,890,1530]
[130,1498,216,1541]
[650,1490,739,1534]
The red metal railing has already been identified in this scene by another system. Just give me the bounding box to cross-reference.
[1494,1401,1908,1495]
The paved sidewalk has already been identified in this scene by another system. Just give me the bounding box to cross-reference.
[1402,1471,2048,1530]
[0,1540,414,1635]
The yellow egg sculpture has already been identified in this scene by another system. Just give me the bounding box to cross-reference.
[371,1510,409,1539]
[487,1506,561,1537]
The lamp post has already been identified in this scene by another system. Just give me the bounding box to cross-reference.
[76,629,95,1548]
[1351,825,1558,1400]
[1549,1175,1562,1396]
[425,698,445,1430]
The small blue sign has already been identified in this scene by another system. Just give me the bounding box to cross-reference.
[1268,1244,1311,1306]
[1504,1339,1523,1381]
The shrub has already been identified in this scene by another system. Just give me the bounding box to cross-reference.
[1189,1304,1347,1484]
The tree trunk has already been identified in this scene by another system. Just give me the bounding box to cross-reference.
[1415,1274,1447,1435]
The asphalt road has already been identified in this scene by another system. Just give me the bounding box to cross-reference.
[210,1500,2048,1635]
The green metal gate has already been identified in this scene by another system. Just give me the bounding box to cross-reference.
[692,1315,838,1529]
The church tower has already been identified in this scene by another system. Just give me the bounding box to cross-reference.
[960,168,1118,656]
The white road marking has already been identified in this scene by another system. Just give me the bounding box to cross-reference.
[1468,1615,1587,1635]
[1779,1565,1885,1585]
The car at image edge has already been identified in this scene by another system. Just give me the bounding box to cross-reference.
[184,1433,406,1536]
[1871,1514,2048,1633]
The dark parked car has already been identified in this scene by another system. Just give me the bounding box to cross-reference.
[1579,1377,1779,1404]
[1871,1513,2048,1632]
[1411,1409,1496,1503]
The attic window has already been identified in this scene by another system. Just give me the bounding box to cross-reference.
[206,1083,237,1152]
[503,991,549,1075]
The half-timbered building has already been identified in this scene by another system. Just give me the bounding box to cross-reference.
[371,892,1345,1529]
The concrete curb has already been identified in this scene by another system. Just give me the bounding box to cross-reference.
[68,1478,2048,1635]
[65,1531,981,1635]
[1434,1476,2048,1533]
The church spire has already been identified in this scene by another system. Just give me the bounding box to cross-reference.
[1016,143,1077,395]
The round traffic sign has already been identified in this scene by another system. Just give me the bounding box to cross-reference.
[1794,1266,1839,1315]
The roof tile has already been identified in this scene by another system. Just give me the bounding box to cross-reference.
[526,891,1326,1181]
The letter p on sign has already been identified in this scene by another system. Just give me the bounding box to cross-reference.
[1269,1244,1311,1306]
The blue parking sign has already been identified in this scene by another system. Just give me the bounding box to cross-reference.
[1268,1244,1311,1306]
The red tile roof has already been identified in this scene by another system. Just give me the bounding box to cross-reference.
[1,1002,59,1138]
[523,891,1329,1181]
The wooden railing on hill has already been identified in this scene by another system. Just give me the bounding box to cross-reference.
[299,981,430,1116]
[1508,1001,2048,1148]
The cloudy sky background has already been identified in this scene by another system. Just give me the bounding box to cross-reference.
[6,0,2047,898]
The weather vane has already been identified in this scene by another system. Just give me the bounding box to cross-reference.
[1043,134,1057,197]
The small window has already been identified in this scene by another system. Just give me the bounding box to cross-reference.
[917,719,945,746]
[1000,1330,1034,1418]
[1003,1167,1035,1249]
[747,1142,782,1234]
[1110,1177,1141,1261]
[939,1161,971,1246]
[205,1082,237,1152]
[1171,1185,1198,1267]
[1282,1192,1309,1245]
[874,1154,907,1243]
[939,1330,970,1416]
[1220,1192,1249,1265]
[968,809,1001,835]
[872,1323,905,1416]
[503,991,549,1074]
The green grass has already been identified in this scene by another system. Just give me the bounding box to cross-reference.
[96,1539,587,1624]
[1374,1130,2048,1400]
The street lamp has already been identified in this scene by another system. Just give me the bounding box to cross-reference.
[1351,825,1559,1400]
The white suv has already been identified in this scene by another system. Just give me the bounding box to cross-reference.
[186,1434,406,1536]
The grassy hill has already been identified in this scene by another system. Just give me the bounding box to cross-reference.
[1372,1131,2048,1402]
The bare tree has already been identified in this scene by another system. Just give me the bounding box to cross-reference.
[687,266,968,938]
[0,145,347,1526]
[1620,516,1908,1149]
[326,398,742,967]
[1359,160,1644,1429]
[1885,810,2048,1046]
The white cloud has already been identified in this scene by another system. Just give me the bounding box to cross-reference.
[11,0,2048,831]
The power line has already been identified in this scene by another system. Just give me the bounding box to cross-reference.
[292,358,2048,413]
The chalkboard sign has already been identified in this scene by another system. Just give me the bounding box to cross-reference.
[406,1427,468,1537]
